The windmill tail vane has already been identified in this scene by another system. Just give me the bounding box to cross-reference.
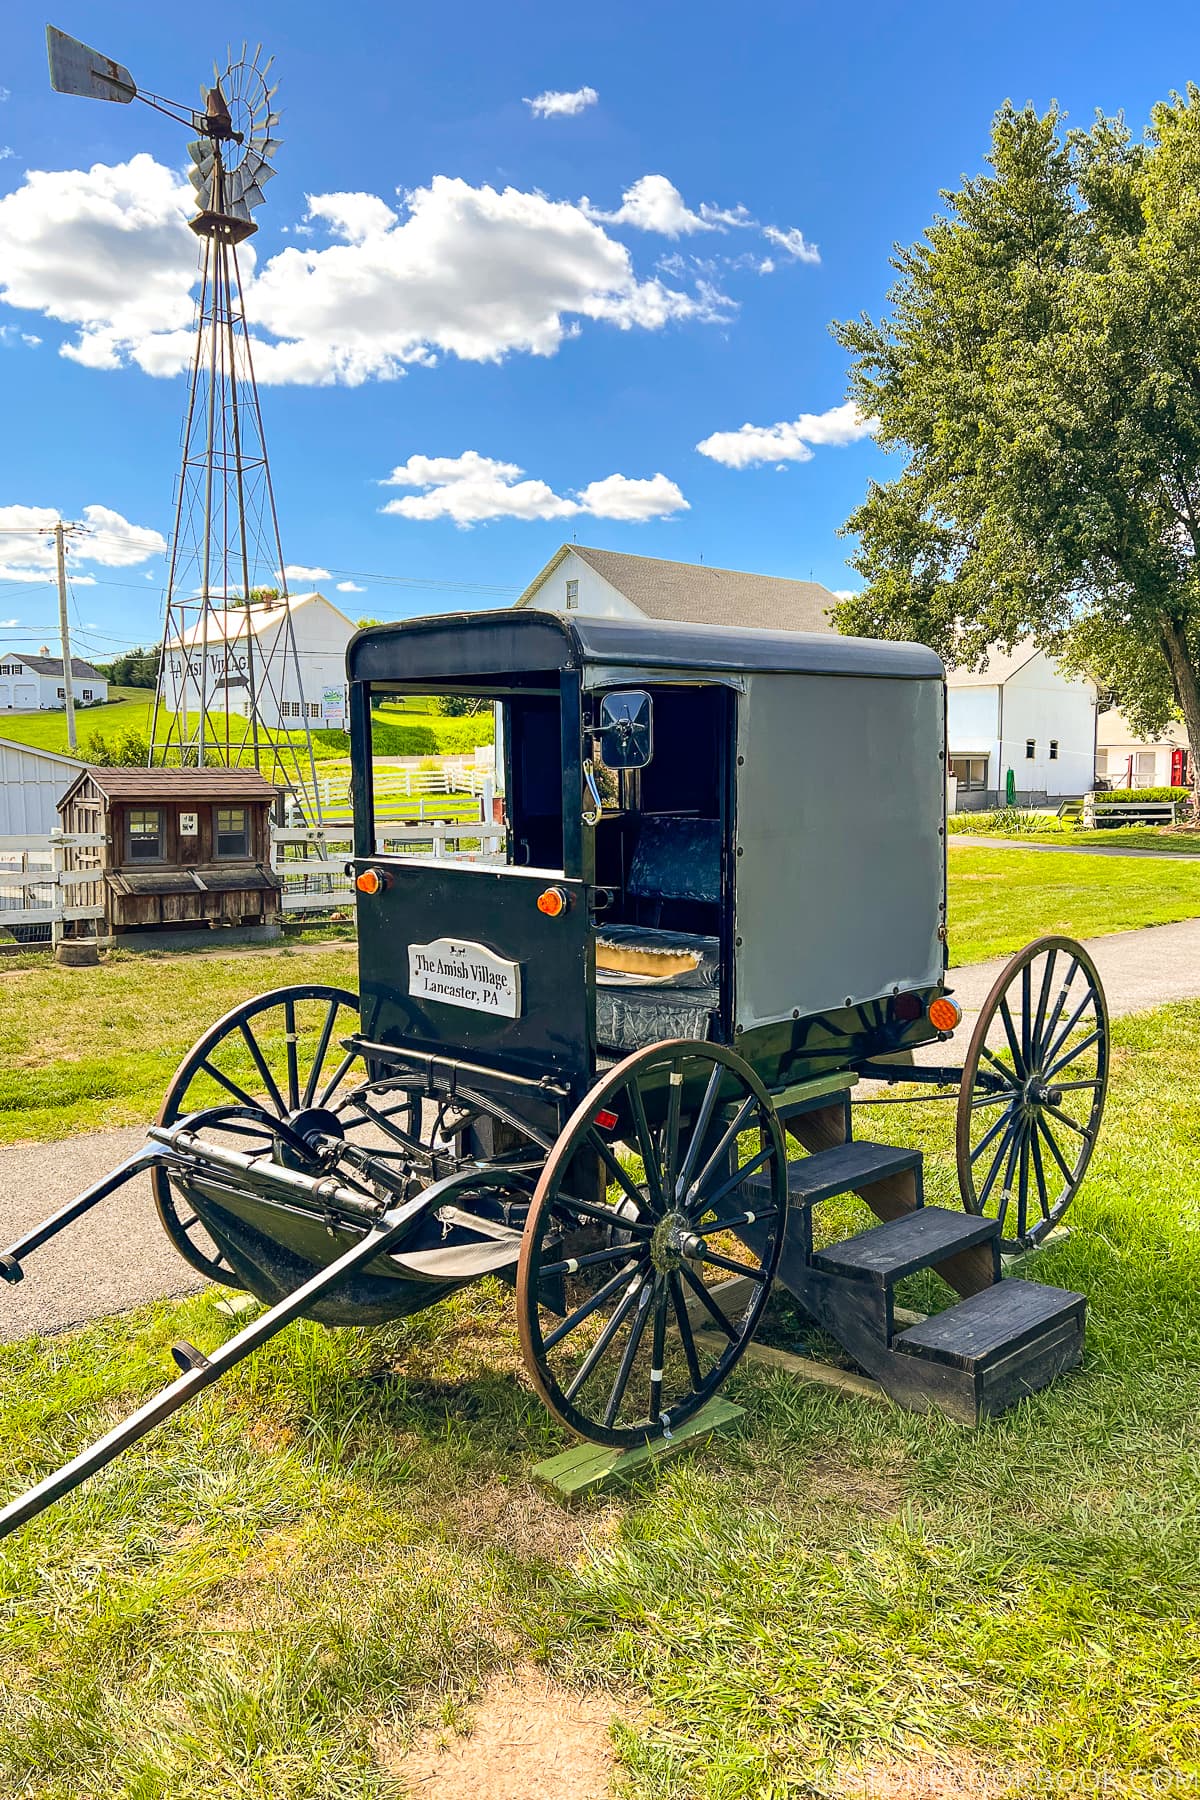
[45,27,319,820]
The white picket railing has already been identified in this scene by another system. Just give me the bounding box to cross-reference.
[0,819,507,942]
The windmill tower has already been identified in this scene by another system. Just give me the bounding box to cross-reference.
[46,28,321,813]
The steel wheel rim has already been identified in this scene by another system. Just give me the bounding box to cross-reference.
[152,983,376,1283]
[956,936,1108,1251]
[517,1039,788,1448]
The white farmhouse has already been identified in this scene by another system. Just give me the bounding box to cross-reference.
[160,591,355,730]
[0,651,108,711]
[1095,708,1189,789]
[947,644,1098,808]
[516,544,838,631]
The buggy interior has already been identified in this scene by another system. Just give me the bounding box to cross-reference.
[369,679,732,1056]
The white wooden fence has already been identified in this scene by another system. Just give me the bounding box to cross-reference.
[0,819,507,943]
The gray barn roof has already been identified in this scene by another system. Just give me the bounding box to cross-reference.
[516,545,838,633]
[1,652,104,679]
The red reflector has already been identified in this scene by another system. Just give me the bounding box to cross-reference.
[594,1108,618,1131]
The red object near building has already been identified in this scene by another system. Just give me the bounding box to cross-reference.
[1171,747,1189,787]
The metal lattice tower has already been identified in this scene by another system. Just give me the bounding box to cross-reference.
[46,30,321,813]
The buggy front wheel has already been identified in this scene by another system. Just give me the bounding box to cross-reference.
[517,1039,788,1448]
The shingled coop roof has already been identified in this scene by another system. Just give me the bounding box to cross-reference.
[516,544,838,634]
[60,765,282,806]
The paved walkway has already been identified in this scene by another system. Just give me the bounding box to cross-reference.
[952,834,1200,860]
[3,915,1200,1342]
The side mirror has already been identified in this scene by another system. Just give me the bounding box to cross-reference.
[598,690,653,770]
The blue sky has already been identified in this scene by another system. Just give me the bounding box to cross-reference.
[0,0,1196,662]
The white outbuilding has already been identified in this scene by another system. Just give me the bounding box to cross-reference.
[947,644,1098,809]
[160,591,355,731]
[516,544,839,632]
[0,652,108,711]
[0,737,86,834]
[1095,708,1189,789]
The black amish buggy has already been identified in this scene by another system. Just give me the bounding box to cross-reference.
[0,611,1109,1533]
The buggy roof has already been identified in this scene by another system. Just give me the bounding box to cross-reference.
[348,609,943,685]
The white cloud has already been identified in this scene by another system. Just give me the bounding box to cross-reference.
[696,401,877,469]
[585,174,752,239]
[0,502,165,583]
[0,148,14,163]
[336,579,366,592]
[280,563,331,584]
[380,451,688,528]
[763,224,821,265]
[0,617,19,627]
[0,156,729,384]
[524,86,598,119]
[832,589,859,601]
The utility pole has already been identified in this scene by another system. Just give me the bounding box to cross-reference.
[54,519,77,751]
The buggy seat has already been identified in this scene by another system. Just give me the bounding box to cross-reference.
[594,817,721,1052]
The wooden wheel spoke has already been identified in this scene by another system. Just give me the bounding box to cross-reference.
[693,1207,779,1235]
[695,1143,774,1215]
[317,1050,358,1110]
[1041,991,1095,1074]
[1016,1124,1031,1244]
[976,1121,1017,1212]
[584,1127,654,1218]
[1030,948,1057,1061]
[542,1258,645,1352]
[1041,1102,1089,1140]
[677,1261,739,1340]
[1036,959,1080,1062]
[1052,1077,1101,1093]
[970,1104,1014,1166]
[562,1277,645,1402]
[673,1062,725,1200]
[998,997,1026,1079]
[283,997,300,1112]
[1037,1114,1076,1184]
[553,1195,653,1236]
[1020,962,1033,1072]
[1029,1122,1051,1222]
[603,1279,657,1426]
[238,1020,287,1116]
[689,1095,757,1202]
[668,1271,705,1388]
[978,1045,1019,1087]
[302,999,340,1108]
[1044,1027,1102,1082]
[648,1283,669,1421]
[626,1077,665,1212]
[540,1244,646,1278]
[197,1058,260,1112]
[662,1063,683,1199]
[695,1247,768,1282]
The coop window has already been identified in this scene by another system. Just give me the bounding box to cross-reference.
[127,809,164,861]
[215,807,249,857]
[1025,739,1036,760]
[1049,739,1059,761]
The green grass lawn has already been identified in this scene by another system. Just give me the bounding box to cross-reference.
[0,998,1198,1797]
[0,686,156,752]
[947,842,1200,962]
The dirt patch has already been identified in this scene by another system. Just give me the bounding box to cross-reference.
[437,1478,624,1564]
[383,1665,617,1798]
[808,1453,907,1517]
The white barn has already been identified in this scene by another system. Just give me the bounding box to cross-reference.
[0,738,86,834]
[947,645,1098,808]
[160,591,355,731]
[0,651,108,711]
[516,544,839,631]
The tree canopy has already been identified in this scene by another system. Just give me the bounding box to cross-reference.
[835,91,1200,791]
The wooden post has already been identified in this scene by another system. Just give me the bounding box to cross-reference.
[49,826,65,948]
[786,1102,995,1298]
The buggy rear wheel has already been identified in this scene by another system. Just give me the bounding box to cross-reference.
[517,1039,788,1448]
[152,984,411,1283]
[956,936,1109,1252]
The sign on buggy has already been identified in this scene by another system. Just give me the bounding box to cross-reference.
[408,937,522,1017]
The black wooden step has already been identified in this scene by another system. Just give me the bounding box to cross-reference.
[752,1140,922,1208]
[812,1205,999,1286]
[893,1279,1085,1370]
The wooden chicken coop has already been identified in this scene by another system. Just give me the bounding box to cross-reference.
[57,767,283,946]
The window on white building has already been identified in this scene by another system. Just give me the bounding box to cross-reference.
[949,755,988,792]
[57,687,65,699]
[81,689,92,701]
[308,701,321,718]
[1049,739,1059,761]
[565,578,579,610]
[1134,750,1156,783]
[1025,739,1036,760]
[0,662,23,676]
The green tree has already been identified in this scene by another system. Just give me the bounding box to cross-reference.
[835,93,1200,802]
[95,644,160,689]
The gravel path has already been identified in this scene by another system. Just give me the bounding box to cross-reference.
[4,914,1200,1342]
[951,833,1200,860]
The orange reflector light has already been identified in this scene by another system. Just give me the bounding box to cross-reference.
[928,996,962,1032]
[356,869,384,896]
[536,886,568,917]
[594,1108,619,1130]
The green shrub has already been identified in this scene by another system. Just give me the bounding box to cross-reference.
[79,727,152,767]
[1093,786,1188,804]
[948,806,1067,834]
[310,722,441,756]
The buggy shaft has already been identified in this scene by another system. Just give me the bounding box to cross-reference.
[0,1184,432,1541]
[0,1143,168,1280]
